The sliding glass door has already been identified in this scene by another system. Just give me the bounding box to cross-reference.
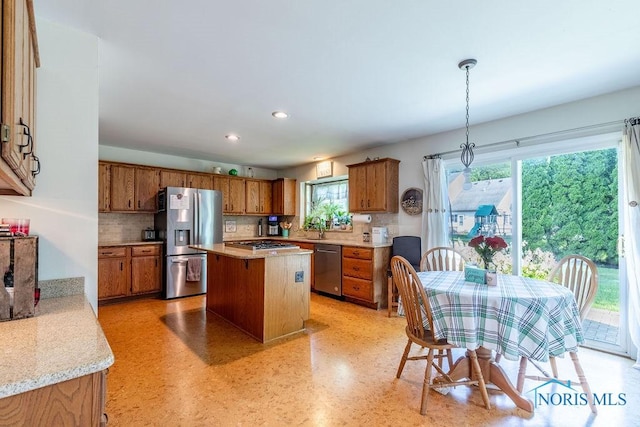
[446,133,627,354]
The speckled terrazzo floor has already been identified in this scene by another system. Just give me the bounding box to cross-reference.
[97,293,640,426]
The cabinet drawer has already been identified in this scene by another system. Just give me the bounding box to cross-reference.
[342,276,372,300]
[131,245,161,257]
[342,257,372,280]
[98,247,127,258]
[342,246,373,260]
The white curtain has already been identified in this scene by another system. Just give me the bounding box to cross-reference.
[421,157,449,251]
[623,120,640,368]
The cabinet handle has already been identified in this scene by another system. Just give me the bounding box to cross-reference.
[102,252,113,255]
[18,118,34,158]
[255,205,258,211]
[353,266,360,271]
[31,155,41,177]
[138,200,141,208]
[120,262,123,271]
[128,200,132,208]
[155,259,158,267]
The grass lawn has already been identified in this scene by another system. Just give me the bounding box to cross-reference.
[592,265,619,312]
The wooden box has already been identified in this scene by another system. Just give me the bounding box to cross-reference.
[0,236,38,321]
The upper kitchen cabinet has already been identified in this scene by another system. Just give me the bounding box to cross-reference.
[272,178,296,216]
[159,169,186,188]
[102,162,159,212]
[135,166,160,211]
[98,162,110,212]
[347,158,399,213]
[245,179,272,215]
[187,172,213,190]
[0,0,40,196]
[213,175,245,214]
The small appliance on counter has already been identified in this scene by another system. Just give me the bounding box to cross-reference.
[267,216,279,236]
[371,227,388,244]
[142,228,157,241]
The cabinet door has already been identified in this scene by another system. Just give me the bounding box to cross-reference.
[366,161,388,211]
[98,257,129,299]
[213,176,230,212]
[160,169,186,188]
[98,163,110,212]
[228,178,245,214]
[135,167,159,211]
[187,173,213,189]
[131,256,161,294]
[0,0,37,195]
[245,180,260,214]
[109,165,135,211]
[272,178,296,215]
[260,181,272,214]
[348,164,367,212]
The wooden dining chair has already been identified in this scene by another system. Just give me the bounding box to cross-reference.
[390,255,491,415]
[419,246,466,272]
[515,254,598,414]
[387,236,421,317]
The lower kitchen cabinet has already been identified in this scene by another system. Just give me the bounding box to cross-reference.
[341,245,390,309]
[0,370,108,426]
[290,241,315,289]
[98,244,162,303]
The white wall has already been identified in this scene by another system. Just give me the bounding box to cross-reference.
[281,86,640,237]
[0,20,100,310]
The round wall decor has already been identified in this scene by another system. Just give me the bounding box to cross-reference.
[401,187,423,215]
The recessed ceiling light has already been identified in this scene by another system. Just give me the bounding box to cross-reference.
[313,156,323,161]
[225,134,240,141]
[272,111,289,119]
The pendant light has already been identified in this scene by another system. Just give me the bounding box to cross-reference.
[459,58,477,190]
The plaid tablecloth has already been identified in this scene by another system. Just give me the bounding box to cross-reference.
[416,271,584,362]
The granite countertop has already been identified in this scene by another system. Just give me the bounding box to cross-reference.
[0,294,114,399]
[223,236,392,249]
[192,243,314,259]
[98,240,163,247]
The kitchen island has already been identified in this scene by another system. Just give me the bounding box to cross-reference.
[192,243,313,343]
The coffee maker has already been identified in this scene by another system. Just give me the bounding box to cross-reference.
[267,216,279,236]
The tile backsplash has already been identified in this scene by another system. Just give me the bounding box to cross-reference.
[99,213,154,243]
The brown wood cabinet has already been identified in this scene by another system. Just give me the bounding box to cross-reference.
[101,162,159,212]
[272,178,296,216]
[98,244,162,302]
[214,175,245,214]
[341,245,391,309]
[0,0,40,196]
[245,179,272,214]
[0,370,107,426]
[98,246,130,300]
[347,158,400,213]
[98,162,110,212]
[291,241,315,289]
[134,166,160,211]
[160,169,186,188]
[206,252,310,343]
[187,172,213,189]
[131,245,161,294]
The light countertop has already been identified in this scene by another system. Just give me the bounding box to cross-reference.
[223,236,392,249]
[191,243,314,259]
[0,294,114,399]
[98,240,163,247]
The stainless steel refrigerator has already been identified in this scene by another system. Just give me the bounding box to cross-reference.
[155,187,223,299]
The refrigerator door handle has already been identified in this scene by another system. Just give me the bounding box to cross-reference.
[193,191,199,245]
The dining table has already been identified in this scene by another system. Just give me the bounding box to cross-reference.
[416,270,585,412]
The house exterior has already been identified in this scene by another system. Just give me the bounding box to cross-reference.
[449,174,512,238]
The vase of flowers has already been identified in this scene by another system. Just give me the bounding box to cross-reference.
[468,235,508,271]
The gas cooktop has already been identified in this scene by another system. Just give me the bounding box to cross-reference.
[225,240,300,252]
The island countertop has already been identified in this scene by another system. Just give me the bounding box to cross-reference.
[0,294,114,399]
[191,243,314,259]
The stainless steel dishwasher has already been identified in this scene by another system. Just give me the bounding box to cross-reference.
[315,244,342,296]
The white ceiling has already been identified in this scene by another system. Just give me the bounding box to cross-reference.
[33,1,640,169]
